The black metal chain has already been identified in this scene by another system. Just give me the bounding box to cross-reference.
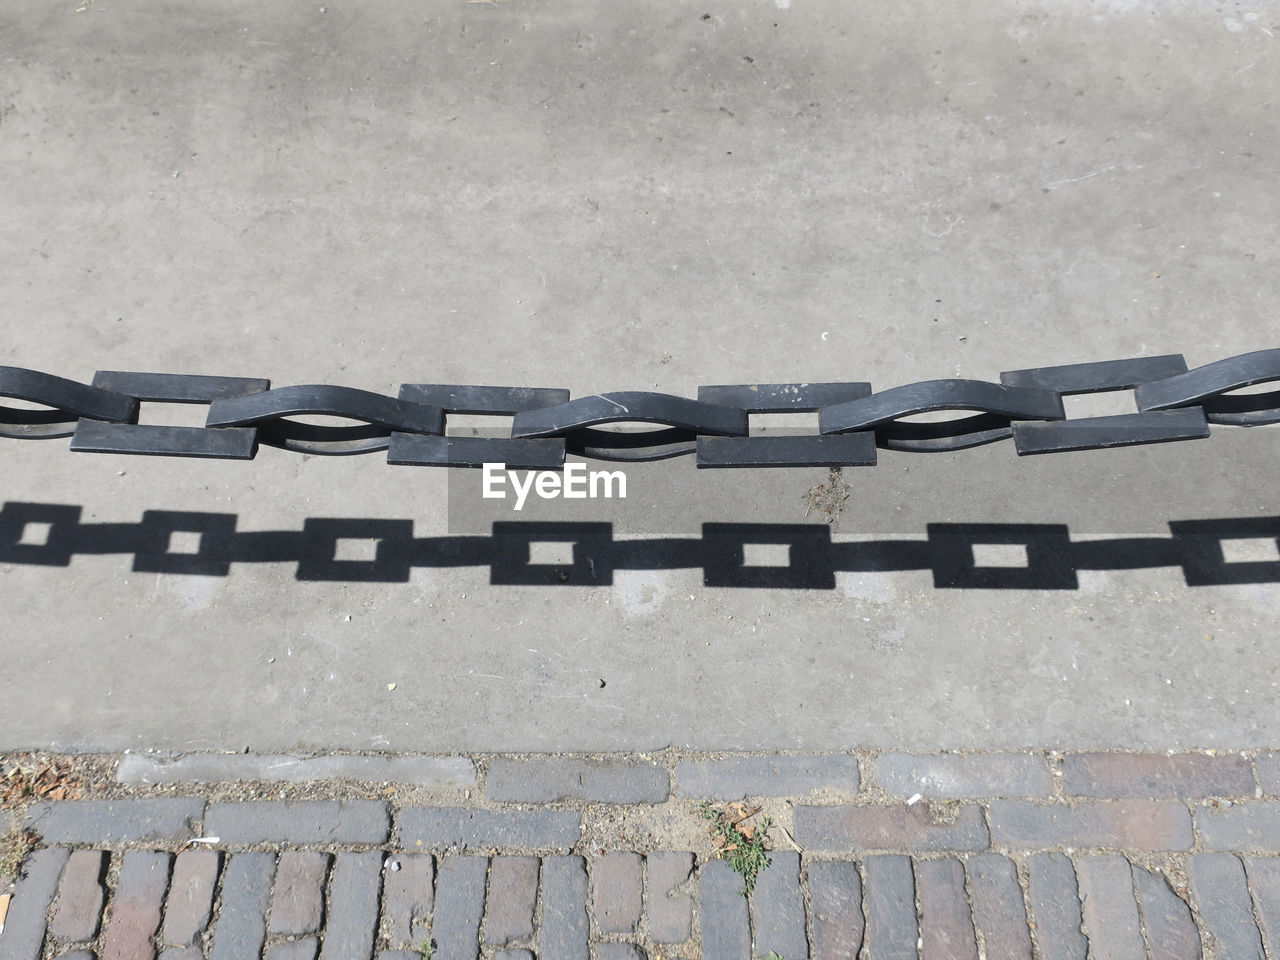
[2,350,1277,468]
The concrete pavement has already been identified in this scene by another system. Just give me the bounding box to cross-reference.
[2,0,1279,755]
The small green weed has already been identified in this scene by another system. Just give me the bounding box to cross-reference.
[417,937,434,959]
[698,800,773,896]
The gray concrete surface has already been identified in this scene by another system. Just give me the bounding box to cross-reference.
[1,0,1278,752]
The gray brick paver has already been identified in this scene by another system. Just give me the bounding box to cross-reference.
[597,945,646,960]
[1257,754,1280,796]
[492,952,534,960]
[863,854,918,960]
[1025,853,1088,960]
[645,851,694,945]
[396,807,580,850]
[102,850,172,960]
[381,853,434,949]
[808,859,863,960]
[915,857,978,960]
[1197,802,1280,851]
[483,855,539,946]
[1246,858,1280,956]
[674,754,860,799]
[1132,865,1202,960]
[699,859,750,960]
[1188,853,1265,959]
[591,851,641,935]
[1063,752,1255,798]
[988,800,1193,850]
[750,850,807,960]
[50,849,106,942]
[162,849,220,947]
[205,800,389,845]
[208,851,276,960]
[431,855,488,960]
[25,799,204,845]
[966,853,1033,960]
[486,757,668,803]
[116,752,477,788]
[317,851,383,960]
[1074,855,1144,960]
[796,803,988,851]
[0,846,69,960]
[266,938,320,960]
[540,855,588,960]
[875,752,1051,798]
[268,851,330,937]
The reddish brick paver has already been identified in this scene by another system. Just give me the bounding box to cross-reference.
[988,800,1194,850]
[1062,752,1255,799]
[49,849,106,943]
[102,850,172,960]
[915,858,978,960]
[796,803,989,851]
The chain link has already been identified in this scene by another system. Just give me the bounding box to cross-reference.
[2,349,1277,468]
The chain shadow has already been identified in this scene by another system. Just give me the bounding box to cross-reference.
[1,501,1278,589]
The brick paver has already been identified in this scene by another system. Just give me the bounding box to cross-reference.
[102,850,171,960]
[206,800,389,845]
[675,755,860,799]
[486,758,669,803]
[915,858,978,960]
[483,855,539,946]
[1074,855,1145,960]
[268,851,330,937]
[432,856,488,960]
[162,849,220,948]
[966,853,1033,959]
[1063,752,1255,799]
[750,850,807,960]
[49,849,106,943]
[317,851,381,960]
[988,800,1194,850]
[596,945,645,960]
[699,859,750,960]
[117,752,477,788]
[1188,853,1265,958]
[1132,865,1202,960]
[808,859,864,960]
[1025,853,1088,960]
[208,852,276,960]
[1246,857,1280,951]
[590,851,641,934]
[646,850,694,944]
[864,854,917,960]
[875,752,1051,798]
[1256,753,1280,796]
[26,799,203,845]
[797,803,988,851]
[1196,801,1280,850]
[396,807,580,850]
[7,752,1280,960]
[381,853,434,949]
[266,940,319,960]
[540,855,589,960]
[0,847,69,960]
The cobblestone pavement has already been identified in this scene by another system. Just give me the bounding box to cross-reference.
[4,751,1280,959]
